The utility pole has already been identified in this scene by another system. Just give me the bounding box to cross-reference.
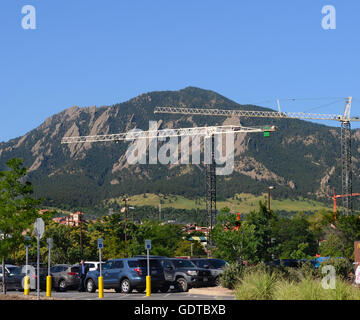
[122,198,129,258]
[79,213,83,259]
[159,202,161,221]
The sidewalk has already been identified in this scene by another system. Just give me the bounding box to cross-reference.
[188,286,234,296]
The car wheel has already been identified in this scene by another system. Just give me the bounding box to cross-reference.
[86,279,96,293]
[58,279,67,292]
[215,277,221,286]
[120,278,132,294]
[176,278,188,292]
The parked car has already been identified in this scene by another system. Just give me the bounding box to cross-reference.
[157,258,213,292]
[0,264,18,283]
[0,266,25,291]
[85,261,104,272]
[20,265,47,290]
[84,258,167,294]
[50,264,80,292]
[190,258,229,286]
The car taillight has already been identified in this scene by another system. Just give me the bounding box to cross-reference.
[134,268,142,276]
[68,272,77,276]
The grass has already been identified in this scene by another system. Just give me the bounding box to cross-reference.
[235,271,278,300]
[234,270,360,300]
[107,192,333,213]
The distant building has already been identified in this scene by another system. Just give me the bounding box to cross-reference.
[184,224,209,236]
[52,211,87,226]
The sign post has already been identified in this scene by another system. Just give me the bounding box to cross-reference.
[34,218,44,300]
[24,236,31,295]
[46,238,53,297]
[97,238,104,299]
[145,239,151,297]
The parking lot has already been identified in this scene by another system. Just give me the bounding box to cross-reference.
[4,287,235,300]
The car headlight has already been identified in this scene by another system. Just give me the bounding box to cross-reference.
[187,270,197,276]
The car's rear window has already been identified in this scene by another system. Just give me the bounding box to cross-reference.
[71,266,80,273]
[127,260,161,268]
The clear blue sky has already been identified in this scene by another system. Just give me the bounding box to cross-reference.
[1,0,360,142]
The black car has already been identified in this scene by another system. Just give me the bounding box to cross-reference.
[2,266,25,291]
[190,258,229,286]
[158,258,213,292]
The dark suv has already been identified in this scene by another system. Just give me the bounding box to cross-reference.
[158,258,213,292]
[190,258,229,286]
[84,258,167,294]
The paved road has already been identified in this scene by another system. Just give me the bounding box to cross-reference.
[6,289,235,300]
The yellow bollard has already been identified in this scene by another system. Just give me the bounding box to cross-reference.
[46,276,52,297]
[146,276,151,297]
[24,276,30,295]
[98,276,104,298]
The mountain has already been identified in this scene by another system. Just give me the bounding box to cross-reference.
[1,87,359,211]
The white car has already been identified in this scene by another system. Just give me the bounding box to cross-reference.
[84,261,104,272]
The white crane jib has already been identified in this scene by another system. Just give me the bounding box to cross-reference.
[154,97,359,123]
[61,124,276,144]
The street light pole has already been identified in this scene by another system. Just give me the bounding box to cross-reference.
[268,186,275,213]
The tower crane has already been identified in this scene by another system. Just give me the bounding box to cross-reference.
[61,123,276,251]
[154,97,359,215]
[332,188,360,220]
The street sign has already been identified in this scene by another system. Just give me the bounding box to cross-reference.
[145,239,151,250]
[98,238,104,249]
[34,218,45,239]
[24,235,31,247]
[47,238,53,249]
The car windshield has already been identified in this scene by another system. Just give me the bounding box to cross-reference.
[172,260,196,268]
[192,260,209,268]
[209,259,227,269]
[8,266,21,274]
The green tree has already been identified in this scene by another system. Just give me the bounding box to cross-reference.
[0,158,41,293]
[212,211,257,263]
[271,212,318,259]
[174,240,206,257]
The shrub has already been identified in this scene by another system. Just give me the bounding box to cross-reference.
[282,261,319,282]
[294,277,327,300]
[319,257,352,280]
[323,277,360,300]
[235,270,278,300]
[273,279,300,300]
[220,262,245,289]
